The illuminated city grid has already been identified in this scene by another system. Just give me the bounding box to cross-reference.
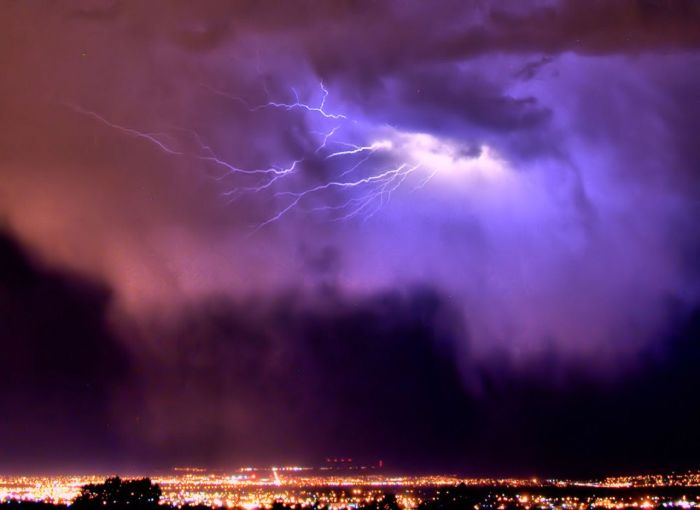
[3,469,700,509]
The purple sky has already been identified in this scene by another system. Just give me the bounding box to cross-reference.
[1,0,700,475]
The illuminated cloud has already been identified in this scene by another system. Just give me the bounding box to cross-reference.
[1,0,700,474]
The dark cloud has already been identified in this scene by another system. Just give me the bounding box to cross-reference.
[1,0,700,475]
[435,0,700,59]
[0,229,130,473]
[3,227,700,476]
[114,285,469,468]
[514,56,554,81]
[358,67,553,135]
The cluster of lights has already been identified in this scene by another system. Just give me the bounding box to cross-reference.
[594,474,700,489]
[463,492,699,510]
[3,471,700,509]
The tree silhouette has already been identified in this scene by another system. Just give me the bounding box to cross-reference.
[73,477,161,508]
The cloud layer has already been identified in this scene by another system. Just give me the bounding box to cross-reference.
[1,0,700,473]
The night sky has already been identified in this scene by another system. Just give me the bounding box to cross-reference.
[1,0,700,477]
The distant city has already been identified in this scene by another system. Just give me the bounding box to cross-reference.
[3,464,700,510]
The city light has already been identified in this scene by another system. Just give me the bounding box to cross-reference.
[3,470,700,509]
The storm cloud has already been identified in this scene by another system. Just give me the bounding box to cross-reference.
[1,0,700,474]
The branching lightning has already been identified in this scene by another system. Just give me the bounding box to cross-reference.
[66,82,442,231]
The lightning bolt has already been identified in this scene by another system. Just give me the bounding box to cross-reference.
[66,81,431,232]
[325,140,393,160]
[202,81,346,120]
[253,163,422,232]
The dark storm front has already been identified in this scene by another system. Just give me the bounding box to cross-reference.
[2,0,700,482]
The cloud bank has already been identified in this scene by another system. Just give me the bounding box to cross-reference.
[1,0,700,473]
